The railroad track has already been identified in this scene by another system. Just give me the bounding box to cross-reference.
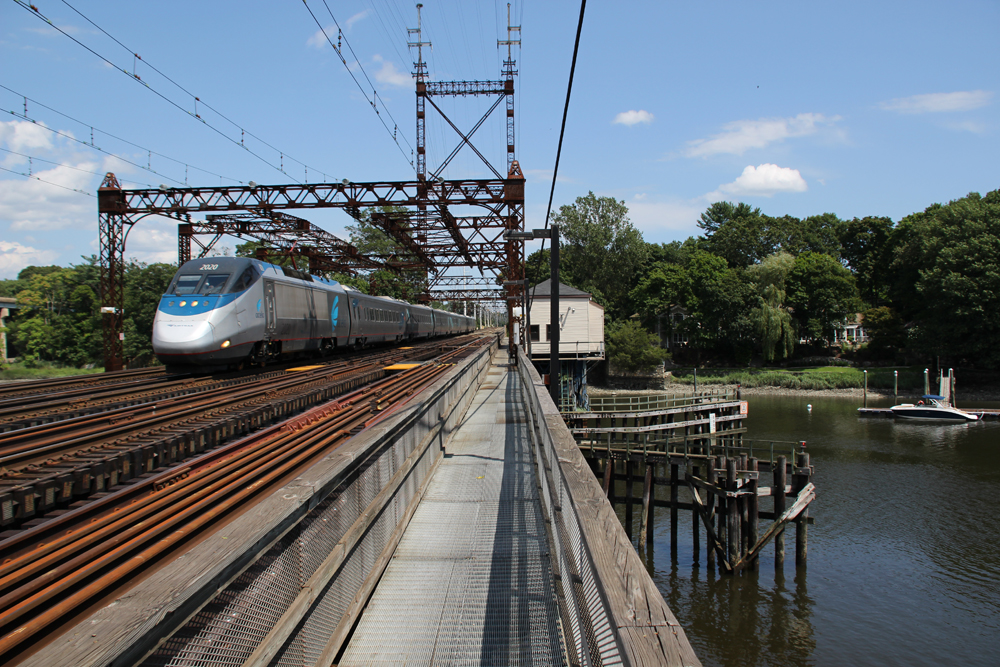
[0,336,484,531]
[0,335,490,659]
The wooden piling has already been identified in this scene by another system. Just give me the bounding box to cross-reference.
[726,457,738,567]
[639,463,653,550]
[738,454,749,557]
[716,455,726,567]
[774,454,787,570]
[625,460,635,539]
[692,461,700,562]
[706,458,716,569]
[670,462,679,554]
[795,450,811,567]
[602,458,613,498]
[748,457,759,570]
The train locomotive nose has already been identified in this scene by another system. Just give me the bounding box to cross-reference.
[153,318,217,355]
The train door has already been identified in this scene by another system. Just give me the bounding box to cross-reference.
[264,281,276,335]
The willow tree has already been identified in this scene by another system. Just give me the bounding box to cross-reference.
[748,252,796,362]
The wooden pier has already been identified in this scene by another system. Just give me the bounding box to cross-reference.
[566,392,815,573]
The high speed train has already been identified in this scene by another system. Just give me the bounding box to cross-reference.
[152,257,476,370]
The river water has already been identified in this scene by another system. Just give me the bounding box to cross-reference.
[637,394,1000,667]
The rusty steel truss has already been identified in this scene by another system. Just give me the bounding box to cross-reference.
[97,6,524,371]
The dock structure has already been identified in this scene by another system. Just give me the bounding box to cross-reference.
[566,392,815,573]
[21,337,701,667]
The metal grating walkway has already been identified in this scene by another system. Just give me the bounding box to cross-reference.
[339,354,565,666]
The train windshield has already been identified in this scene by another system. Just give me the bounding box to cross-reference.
[171,273,231,295]
[202,274,230,294]
[173,275,202,295]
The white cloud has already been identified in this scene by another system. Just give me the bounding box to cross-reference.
[613,110,654,126]
[684,113,839,158]
[0,240,59,279]
[345,11,369,30]
[706,164,807,201]
[944,120,988,134]
[879,90,992,114]
[372,55,410,88]
[0,163,97,231]
[0,120,56,156]
[306,25,336,49]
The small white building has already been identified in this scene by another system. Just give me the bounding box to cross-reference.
[525,279,604,360]
[0,297,16,362]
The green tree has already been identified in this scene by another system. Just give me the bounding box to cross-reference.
[861,306,904,358]
[553,192,648,319]
[606,320,669,373]
[123,261,176,365]
[629,262,690,329]
[891,190,1000,367]
[747,252,797,362]
[699,202,770,268]
[840,216,894,306]
[786,251,860,342]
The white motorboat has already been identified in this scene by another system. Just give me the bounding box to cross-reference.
[890,395,979,421]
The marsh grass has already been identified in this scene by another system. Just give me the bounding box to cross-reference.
[669,367,926,391]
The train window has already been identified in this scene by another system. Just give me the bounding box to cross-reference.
[228,266,257,293]
[202,274,230,295]
[173,274,203,295]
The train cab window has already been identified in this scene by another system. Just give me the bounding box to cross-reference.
[228,266,257,293]
[173,274,203,295]
[201,274,231,295]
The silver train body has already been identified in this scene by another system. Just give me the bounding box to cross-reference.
[152,257,476,368]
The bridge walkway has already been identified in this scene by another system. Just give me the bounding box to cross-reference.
[340,350,564,665]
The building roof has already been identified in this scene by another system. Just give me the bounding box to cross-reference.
[527,279,591,299]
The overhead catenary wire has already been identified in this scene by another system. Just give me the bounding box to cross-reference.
[2,105,185,187]
[302,0,415,172]
[54,0,331,182]
[0,164,96,197]
[527,0,586,315]
[0,146,156,188]
[0,83,240,185]
[12,0,324,184]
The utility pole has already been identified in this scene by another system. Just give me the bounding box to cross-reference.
[549,224,560,407]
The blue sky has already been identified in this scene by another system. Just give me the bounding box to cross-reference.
[1,0,998,278]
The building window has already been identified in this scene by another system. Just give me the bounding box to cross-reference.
[546,324,551,341]
[530,324,540,341]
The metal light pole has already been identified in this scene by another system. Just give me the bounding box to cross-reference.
[549,224,560,407]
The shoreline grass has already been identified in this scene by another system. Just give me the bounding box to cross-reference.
[668,367,925,392]
[0,362,104,382]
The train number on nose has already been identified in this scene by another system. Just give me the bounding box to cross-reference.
[200,264,219,270]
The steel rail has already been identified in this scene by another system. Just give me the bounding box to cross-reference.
[0,350,468,654]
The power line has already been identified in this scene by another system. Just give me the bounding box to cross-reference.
[0,146,156,187]
[3,105,184,187]
[0,83,241,185]
[527,0,586,315]
[54,0,330,182]
[301,0,415,171]
[0,164,96,197]
[13,0,325,184]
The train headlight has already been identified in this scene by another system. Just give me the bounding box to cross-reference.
[179,301,187,307]
[220,340,231,348]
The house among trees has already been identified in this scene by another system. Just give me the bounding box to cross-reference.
[525,279,604,410]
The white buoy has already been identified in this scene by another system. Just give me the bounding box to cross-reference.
[807,404,813,411]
